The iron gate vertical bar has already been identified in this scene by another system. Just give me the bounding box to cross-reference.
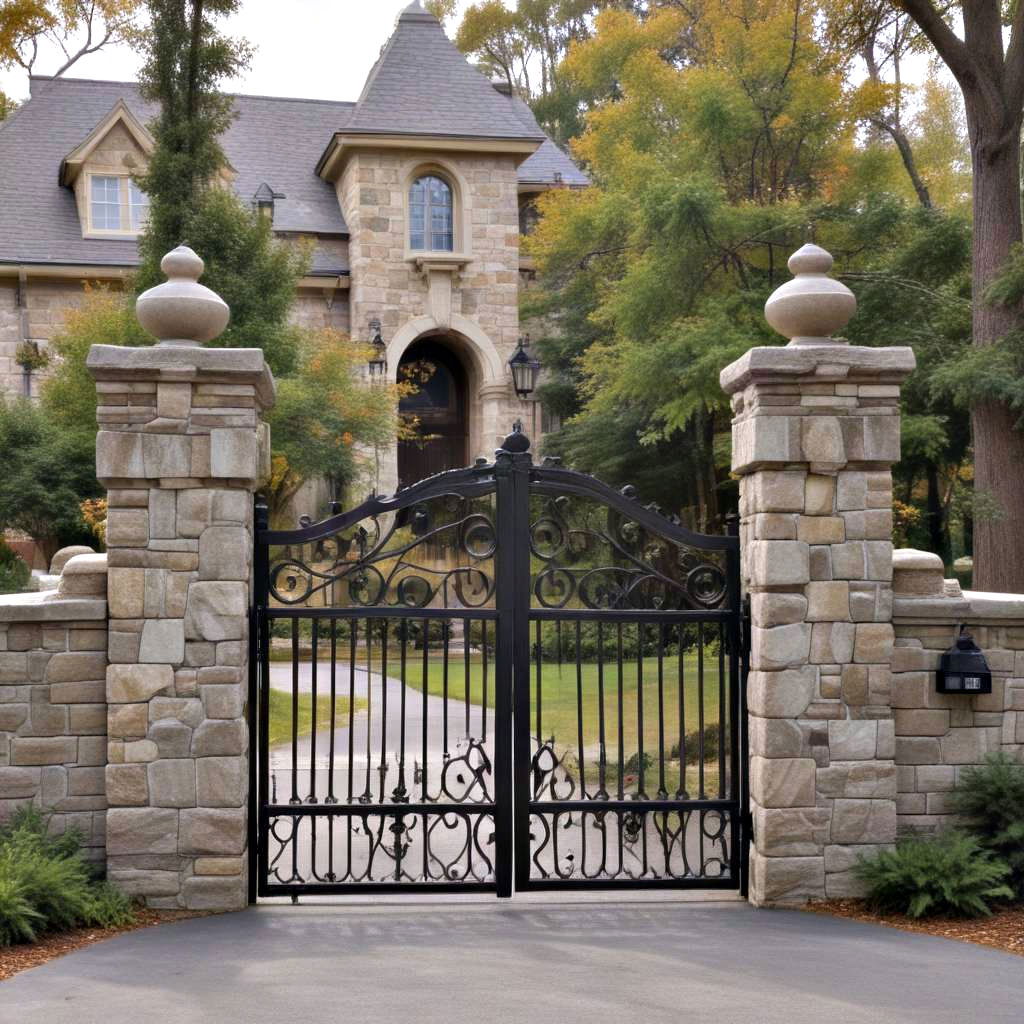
[725,513,742,889]
[740,592,752,899]
[251,501,270,901]
[493,447,517,897]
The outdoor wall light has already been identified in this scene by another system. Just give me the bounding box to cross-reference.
[936,627,992,694]
[508,335,540,398]
[368,318,387,380]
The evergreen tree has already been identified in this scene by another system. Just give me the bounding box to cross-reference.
[134,0,305,375]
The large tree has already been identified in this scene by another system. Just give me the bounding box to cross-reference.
[894,1,1024,590]
[0,0,140,79]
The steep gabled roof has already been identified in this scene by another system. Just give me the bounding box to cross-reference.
[343,1,545,142]
[59,99,154,186]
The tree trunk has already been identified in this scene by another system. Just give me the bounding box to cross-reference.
[968,131,1024,591]
[925,460,948,563]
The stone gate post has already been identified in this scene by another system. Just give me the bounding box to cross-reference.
[87,247,274,909]
[720,245,915,904]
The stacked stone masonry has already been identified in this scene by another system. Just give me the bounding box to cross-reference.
[0,554,109,862]
[721,344,916,904]
[890,553,1024,831]
[88,343,274,910]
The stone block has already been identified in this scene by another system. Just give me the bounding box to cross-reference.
[749,541,809,586]
[750,756,816,808]
[149,489,177,540]
[801,416,845,466]
[210,429,258,479]
[106,763,149,805]
[749,850,824,905]
[810,622,855,665]
[808,546,832,581]
[894,709,950,737]
[805,581,850,621]
[69,703,106,734]
[108,868,181,898]
[836,472,867,511]
[150,696,204,727]
[863,415,900,462]
[179,807,245,855]
[198,526,250,581]
[185,582,247,642]
[0,766,42,798]
[830,799,897,844]
[108,664,174,703]
[109,702,149,739]
[211,489,250,524]
[753,806,830,857]
[750,471,805,512]
[191,719,245,757]
[831,542,865,580]
[148,758,196,807]
[106,509,150,547]
[732,416,798,471]
[195,856,243,876]
[10,737,77,765]
[196,756,245,807]
[201,684,244,720]
[96,431,144,479]
[68,765,106,796]
[178,490,213,538]
[804,475,835,516]
[106,807,179,854]
[895,736,940,765]
[827,720,878,760]
[124,739,159,763]
[142,433,192,478]
[49,679,105,703]
[157,382,191,419]
[750,593,807,629]
[182,874,246,911]
[753,514,797,540]
[817,762,896,799]
[751,623,811,670]
[939,727,1001,765]
[796,517,845,545]
[43,651,106,683]
[854,623,894,663]
[150,719,193,758]
[139,619,186,664]
[748,717,806,758]
[747,667,817,718]
[0,652,28,682]
[916,765,956,792]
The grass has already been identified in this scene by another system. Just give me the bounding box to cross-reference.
[266,688,365,748]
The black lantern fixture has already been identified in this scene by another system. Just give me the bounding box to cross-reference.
[936,627,992,694]
[367,318,387,380]
[508,334,540,399]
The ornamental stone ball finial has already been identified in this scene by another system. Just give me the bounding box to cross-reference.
[764,243,856,346]
[135,244,230,347]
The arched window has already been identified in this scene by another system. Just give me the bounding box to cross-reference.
[409,174,454,252]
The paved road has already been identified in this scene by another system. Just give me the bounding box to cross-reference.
[3,901,1022,1023]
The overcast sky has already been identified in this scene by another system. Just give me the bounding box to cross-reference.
[0,1,482,102]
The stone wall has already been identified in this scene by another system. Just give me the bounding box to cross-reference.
[0,554,108,861]
[89,328,273,909]
[890,551,1024,832]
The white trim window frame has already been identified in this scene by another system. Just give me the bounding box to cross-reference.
[409,174,454,253]
[87,173,149,236]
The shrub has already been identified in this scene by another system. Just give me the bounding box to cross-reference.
[0,540,30,594]
[951,752,1024,898]
[854,832,1013,919]
[0,807,134,946]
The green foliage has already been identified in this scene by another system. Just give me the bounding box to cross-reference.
[0,807,134,947]
[134,1,305,376]
[854,832,1013,919]
[951,753,1024,898]
[0,398,99,564]
[0,88,18,120]
[0,539,30,594]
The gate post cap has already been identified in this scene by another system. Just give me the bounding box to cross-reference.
[764,243,856,346]
[136,244,230,347]
[500,420,531,454]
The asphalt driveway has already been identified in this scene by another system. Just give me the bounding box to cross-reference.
[3,900,1022,1023]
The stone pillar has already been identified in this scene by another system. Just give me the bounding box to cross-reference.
[87,247,274,909]
[720,245,915,904]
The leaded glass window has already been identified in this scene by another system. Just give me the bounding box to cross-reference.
[409,174,453,251]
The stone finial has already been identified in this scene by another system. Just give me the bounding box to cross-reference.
[135,245,230,347]
[764,243,856,346]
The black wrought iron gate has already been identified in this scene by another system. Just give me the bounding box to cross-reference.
[249,425,748,899]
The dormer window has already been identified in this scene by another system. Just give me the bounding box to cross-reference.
[87,173,149,235]
[409,174,453,251]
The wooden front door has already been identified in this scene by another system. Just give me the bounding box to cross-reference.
[398,339,468,488]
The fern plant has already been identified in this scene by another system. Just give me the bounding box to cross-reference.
[854,832,1013,919]
[951,752,1024,898]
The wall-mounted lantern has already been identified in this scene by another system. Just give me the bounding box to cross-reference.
[936,627,992,694]
[252,182,285,219]
[508,335,540,399]
[368,318,387,380]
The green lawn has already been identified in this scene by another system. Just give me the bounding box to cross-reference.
[267,688,365,748]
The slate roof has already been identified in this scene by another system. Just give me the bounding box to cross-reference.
[0,1,586,273]
[343,2,544,142]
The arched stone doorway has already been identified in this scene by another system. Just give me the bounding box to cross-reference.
[397,337,469,487]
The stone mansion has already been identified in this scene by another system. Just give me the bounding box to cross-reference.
[0,1,586,491]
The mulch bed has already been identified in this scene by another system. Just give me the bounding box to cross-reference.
[808,899,1024,957]
[0,909,216,983]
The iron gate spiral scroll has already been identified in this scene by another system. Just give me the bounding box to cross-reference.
[249,425,749,899]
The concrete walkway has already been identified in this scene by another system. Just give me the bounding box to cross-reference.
[3,901,1022,1023]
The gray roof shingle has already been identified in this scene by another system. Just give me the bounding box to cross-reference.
[0,4,585,272]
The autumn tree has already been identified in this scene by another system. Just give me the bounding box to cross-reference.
[0,0,140,79]
[0,88,16,118]
[883,1,1024,591]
